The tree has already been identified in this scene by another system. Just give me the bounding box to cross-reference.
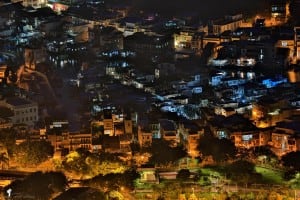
[4,171,67,200]
[0,152,9,169]
[250,146,277,161]
[62,149,127,177]
[53,187,105,200]
[198,133,236,163]
[14,140,54,166]
[85,169,140,191]
[226,160,256,184]
[147,139,187,166]
[0,128,16,155]
[281,151,300,170]
[177,169,191,180]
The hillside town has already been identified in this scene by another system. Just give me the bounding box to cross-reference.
[0,0,300,199]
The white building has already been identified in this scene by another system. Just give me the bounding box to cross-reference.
[0,97,38,127]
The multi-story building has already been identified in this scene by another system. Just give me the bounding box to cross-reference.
[124,32,173,59]
[0,97,38,127]
[24,46,47,70]
[209,14,243,36]
[138,126,152,147]
[230,130,270,149]
[91,25,123,51]
[45,120,92,153]
[178,121,204,157]
[0,65,8,84]
[68,132,92,151]
[295,27,300,62]
[12,0,47,8]
[268,121,300,156]
[159,119,178,146]
[270,0,289,23]
[252,96,290,128]
[209,114,269,149]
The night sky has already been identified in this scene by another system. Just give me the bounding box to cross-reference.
[130,0,269,18]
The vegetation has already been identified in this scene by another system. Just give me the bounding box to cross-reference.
[0,128,16,155]
[176,169,191,180]
[0,152,9,169]
[145,139,187,166]
[61,149,127,177]
[13,140,54,166]
[84,168,140,191]
[3,171,67,200]
[53,187,105,200]
[198,133,237,163]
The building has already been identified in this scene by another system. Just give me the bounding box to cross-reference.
[12,0,47,8]
[138,126,152,147]
[91,25,123,51]
[209,114,268,149]
[209,14,243,35]
[68,132,92,151]
[124,32,173,59]
[252,96,290,128]
[0,97,38,127]
[45,120,92,153]
[295,27,300,62]
[268,121,300,156]
[137,165,158,183]
[178,121,204,157]
[159,119,178,146]
[0,65,8,84]
[230,130,270,149]
[270,0,289,24]
[24,46,47,70]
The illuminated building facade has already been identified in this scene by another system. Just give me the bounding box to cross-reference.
[209,14,243,36]
[12,0,47,8]
[138,127,152,147]
[252,97,290,128]
[270,0,289,23]
[124,32,173,59]
[0,97,38,127]
[24,47,47,70]
[295,27,300,61]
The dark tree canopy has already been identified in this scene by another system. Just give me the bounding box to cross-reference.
[85,169,140,191]
[0,128,16,155]
[53,187,105,200]
[198,134,237,163]
[281,151,300,170]
[4,171,67,200]
[225,160,261,184]
[14,140,54,166]
[146,139,187,165]
[250,146,277,159]
[177,169,191,180]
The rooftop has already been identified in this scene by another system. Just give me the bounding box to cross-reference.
[5,97,34,107]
